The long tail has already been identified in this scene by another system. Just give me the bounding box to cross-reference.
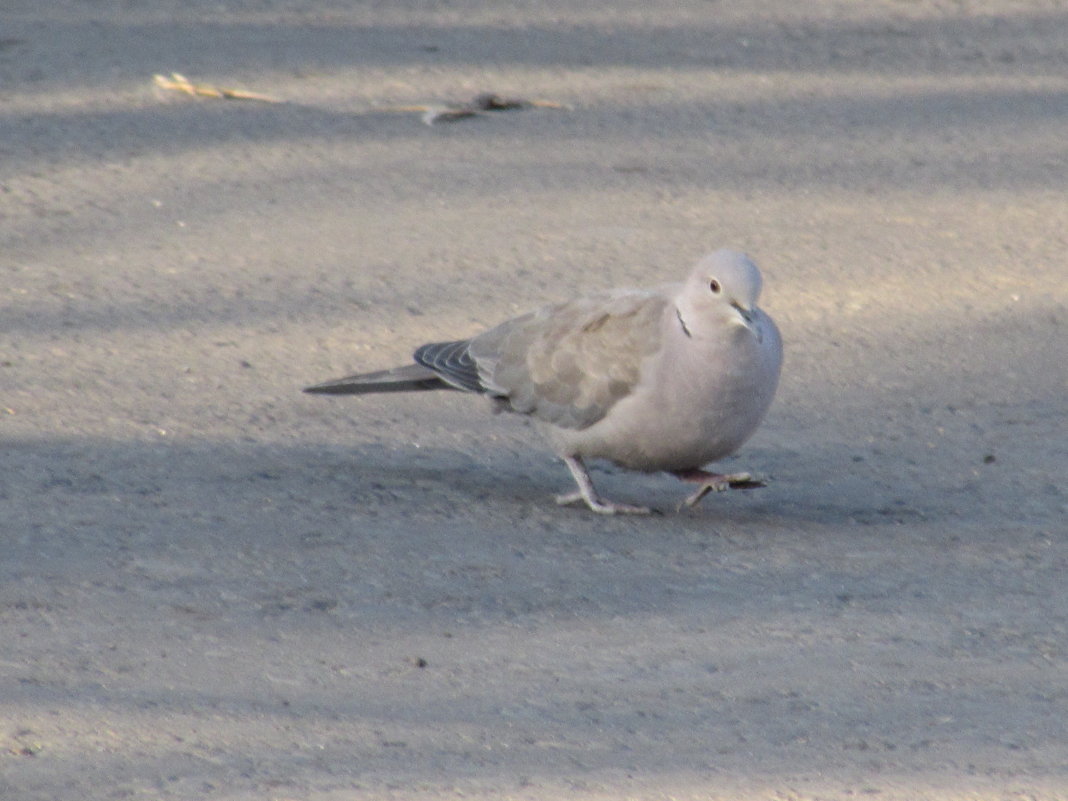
[303,363,454,395]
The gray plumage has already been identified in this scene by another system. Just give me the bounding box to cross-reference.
[305,249,783,514]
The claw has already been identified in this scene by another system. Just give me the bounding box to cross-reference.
[556,490,651,515]
[558,456,652,515]
[671,469,767,509]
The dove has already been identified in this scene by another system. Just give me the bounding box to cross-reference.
[304,249,783,514]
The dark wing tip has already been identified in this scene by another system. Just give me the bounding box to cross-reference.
[302,380,351,394]
[302,364,449,395]
[303,377,448,394]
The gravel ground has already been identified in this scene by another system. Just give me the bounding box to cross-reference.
[2,1,1066,799]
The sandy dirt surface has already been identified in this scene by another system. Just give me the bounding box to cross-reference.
[2,1,1067,799]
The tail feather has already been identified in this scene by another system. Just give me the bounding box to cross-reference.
[303,363,453,395]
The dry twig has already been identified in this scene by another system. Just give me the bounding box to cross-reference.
[152,72,281,103]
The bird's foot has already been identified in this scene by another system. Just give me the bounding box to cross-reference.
[557,455,653,515]
[555,490,652,515]
[671,469,767,509]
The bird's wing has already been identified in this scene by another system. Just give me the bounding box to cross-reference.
[467,290,669,430]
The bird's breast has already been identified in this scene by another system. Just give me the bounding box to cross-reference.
[548,317,781,471]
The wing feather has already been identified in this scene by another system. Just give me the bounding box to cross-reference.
[469,291,668,429]
[413,339,494,394]
[303,363,448,394]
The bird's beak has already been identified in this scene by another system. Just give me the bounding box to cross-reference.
[731,300,755,326]
[731,301,761,341]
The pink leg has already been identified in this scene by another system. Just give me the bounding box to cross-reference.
[670,469,766,508]
[556,456,652,515]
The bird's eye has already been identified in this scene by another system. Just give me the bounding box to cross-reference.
[709,279,722,294]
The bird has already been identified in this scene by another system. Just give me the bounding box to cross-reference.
[304,249,783,514]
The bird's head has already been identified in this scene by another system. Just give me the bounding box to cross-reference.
[676,249,766,339]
